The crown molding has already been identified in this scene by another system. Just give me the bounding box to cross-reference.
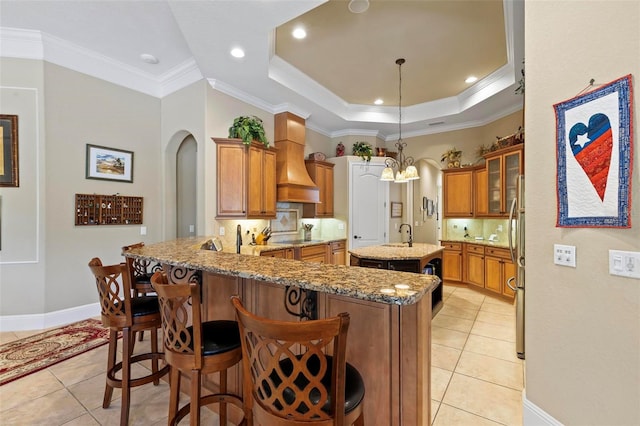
[0,27,201,98]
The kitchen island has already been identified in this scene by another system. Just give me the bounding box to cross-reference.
[125,238,440,426]
[349,243,445,316]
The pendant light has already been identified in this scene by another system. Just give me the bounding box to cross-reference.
[381,58,419,183]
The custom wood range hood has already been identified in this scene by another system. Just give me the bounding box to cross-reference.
[274,112,320,203]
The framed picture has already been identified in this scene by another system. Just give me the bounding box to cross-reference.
[554,74,633,228]
[0,115,19,187]
[391,202,403,218]
[86,144,134,183]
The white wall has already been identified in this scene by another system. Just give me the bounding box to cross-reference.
[1,59,162,323]
[525,1,639,424]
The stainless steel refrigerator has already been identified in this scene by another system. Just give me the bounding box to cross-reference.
[508,175,525,359]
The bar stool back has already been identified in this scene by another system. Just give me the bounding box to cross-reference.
[88,258,169,426]
[151,271,245,426]
[231,296,365,426]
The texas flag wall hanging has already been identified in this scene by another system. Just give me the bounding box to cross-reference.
[554,74,634,228]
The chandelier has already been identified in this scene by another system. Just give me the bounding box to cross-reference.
[381,58,419,183]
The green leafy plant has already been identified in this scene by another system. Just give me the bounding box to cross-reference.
[352,141,373,162]
[440,148,462,167]
[228,115,269,147]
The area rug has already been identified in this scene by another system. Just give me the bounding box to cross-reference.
[0,318,110,386]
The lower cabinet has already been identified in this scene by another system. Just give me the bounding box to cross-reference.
[441,241,515,300]
[442,242,463,282]
[485,246,517,298]
[260,240,346,265]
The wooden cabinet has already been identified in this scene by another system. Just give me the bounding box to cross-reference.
[329,240,346,265]
[485,144,523,216]
[474,168,488,216]
[298,243,328,263]
[465,244,485,288]
[442,168,474,217]
[260,248,294,259]
[485,246,516,297]
[303,160,334,218]
[214,138,277,219]
[442,242,463,282]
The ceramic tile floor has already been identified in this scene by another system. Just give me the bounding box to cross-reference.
[0,284,523,425]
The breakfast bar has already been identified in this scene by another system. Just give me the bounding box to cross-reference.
[125,238,440,426]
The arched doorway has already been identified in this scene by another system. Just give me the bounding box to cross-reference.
[176,135,197,238]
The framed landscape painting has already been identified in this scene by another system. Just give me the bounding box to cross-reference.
[86,144,134,183]
[0,114,19,187]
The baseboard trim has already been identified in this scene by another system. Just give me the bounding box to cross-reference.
[0,303,101,332]
[523,389,563,425]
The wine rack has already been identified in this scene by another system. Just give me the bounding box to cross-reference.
[75,194,143,226]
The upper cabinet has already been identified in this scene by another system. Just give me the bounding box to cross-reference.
[302,160,334,218]
[442,168,474,218]
[484,144,524,217]
[214,138,277,219]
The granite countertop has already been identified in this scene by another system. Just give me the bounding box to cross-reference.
[349,243,444,260]
[441,238,509,249]
[235,238,345,256]
[126,238,439,306]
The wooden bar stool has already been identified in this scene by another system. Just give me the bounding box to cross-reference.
[151,271,245,426]
[122,242,162,342]
[231,296,365,426]
[88,258,169,426]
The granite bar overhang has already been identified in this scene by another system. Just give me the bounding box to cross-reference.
[124,238,440,305]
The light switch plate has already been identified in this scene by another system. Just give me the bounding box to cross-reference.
[140,226,147,236]
[609,250,640,279]
[219,226,225,236]
[554,244,576,267]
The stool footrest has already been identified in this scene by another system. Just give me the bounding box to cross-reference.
[106,352,169,389]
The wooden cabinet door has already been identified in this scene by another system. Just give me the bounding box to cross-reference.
[443,169,473,217]
[298,244,328,263]
[466,251,485,288]
[484,255,503,294]
[442,248,462,282]
[247,145,277,218]
[487,156,503,215]
[503,150,521,217]
[330,240,346,265]
[303,160,334,218]
[474,168,488,217]
[216,142,246,217]
[485,145,523,217]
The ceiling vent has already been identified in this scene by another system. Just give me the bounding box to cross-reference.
[274,112,320,203]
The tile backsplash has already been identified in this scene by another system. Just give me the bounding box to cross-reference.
[443,218,512,243]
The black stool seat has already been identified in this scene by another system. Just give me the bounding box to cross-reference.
[275,354,365,415]
[186,320,241,355]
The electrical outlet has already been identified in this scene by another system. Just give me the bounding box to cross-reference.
[219,226,225,236]
[338,223,345,230]
[554,244,576,267]
[609,250,640,279]
[497,225,503,232]
[140,226,147,236]
[189,225,195,233]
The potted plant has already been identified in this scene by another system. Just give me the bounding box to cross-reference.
[228,115,269,147]
[440,147,462,168]
[352,141,373,162]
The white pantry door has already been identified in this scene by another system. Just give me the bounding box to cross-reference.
[350,162,389,249]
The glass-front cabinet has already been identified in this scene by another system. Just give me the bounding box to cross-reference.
[485,145,523,216]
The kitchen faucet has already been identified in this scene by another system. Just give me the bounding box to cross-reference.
[236,224,242,254]
[399,223,413,247]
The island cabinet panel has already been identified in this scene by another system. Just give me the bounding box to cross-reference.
[442,168,474,217]
[201,273,244,396]
[319,294,399,426]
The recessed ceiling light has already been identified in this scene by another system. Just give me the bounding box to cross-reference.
[348,0,369,13]
[465,76,478,83]
[292,27,307,39]
[374,99,384,105]
[140,53,159,64]
[230,47,245,58]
